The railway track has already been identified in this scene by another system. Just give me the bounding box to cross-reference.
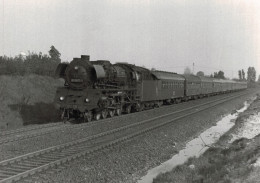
[0,123,63,137]
[0,91,251,183]
[0,91,250,145]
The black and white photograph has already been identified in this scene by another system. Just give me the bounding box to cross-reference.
[0,0,260,182]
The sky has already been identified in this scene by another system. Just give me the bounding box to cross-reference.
[0,0,259,78]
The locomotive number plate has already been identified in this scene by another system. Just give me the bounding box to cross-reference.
[71,79,83,83]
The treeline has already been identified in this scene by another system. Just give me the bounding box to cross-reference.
[0,46,61,77]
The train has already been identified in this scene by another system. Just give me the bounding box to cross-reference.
[54,55,247,122]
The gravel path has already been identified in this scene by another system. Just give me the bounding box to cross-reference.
[18,89,258,183]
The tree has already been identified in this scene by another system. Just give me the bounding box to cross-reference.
[184,67,192,75]
[238,70,242,80]
[213,72,218,78]
[242,69,245,80]
[196,71,204,77]
[218,70,225,79]
[247,67,256,83]
[214,70,225,79]
[48,45,61,63]
[258,75,260,83]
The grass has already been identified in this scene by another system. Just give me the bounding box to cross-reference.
[153,137,260,183]
[0,75,63,129]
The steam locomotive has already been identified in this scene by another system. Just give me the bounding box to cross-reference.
[54,55,247,122]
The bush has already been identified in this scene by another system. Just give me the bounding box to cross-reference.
[0,51,60,77]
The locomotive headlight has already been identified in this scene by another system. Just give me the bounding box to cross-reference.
[59,96,65,101]
[74,66,79,70]
[85,98,89,103]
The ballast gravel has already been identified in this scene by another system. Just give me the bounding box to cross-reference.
[0,91,251,161]
[18,89,258,183]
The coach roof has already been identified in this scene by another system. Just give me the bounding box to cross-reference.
[213,79,233,83]
[198,76,214,82]
[151,71,185,81]
[183,75,201,82]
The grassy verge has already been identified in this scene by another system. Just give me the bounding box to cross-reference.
[154,95,260,183]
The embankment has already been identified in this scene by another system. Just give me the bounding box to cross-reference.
[0,75,63,130]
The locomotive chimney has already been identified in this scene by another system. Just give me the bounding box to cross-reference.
[81,55,90,61]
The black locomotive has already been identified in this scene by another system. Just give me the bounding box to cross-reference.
[54,55,247,122]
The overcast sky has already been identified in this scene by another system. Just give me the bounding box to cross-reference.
[0,0,259,78]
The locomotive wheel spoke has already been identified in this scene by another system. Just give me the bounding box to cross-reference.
[61,110,69,123]
[126,106,131,114]
[94,113,101,121]
[116,108,122,116]
[140,103,144,111]
[101,110,108,119]
[155,101,160,107]
[109,110,115,117]
[135,103,144,112]
[84,112,92,122]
